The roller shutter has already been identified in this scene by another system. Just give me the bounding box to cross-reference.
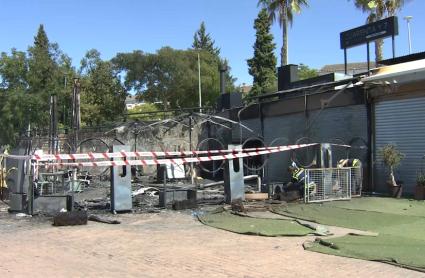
[374,96,425,194]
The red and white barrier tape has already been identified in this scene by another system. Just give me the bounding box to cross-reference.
[32,144,321,161]
[41,143,317,167]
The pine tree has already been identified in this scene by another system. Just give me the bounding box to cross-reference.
[26,24,60,131]
[26,25,74,133]
[192,22,220,56]
[28,24,56,94]
[247,9,277,96]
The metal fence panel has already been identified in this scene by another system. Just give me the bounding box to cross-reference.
[351,167,363,197]
[304,168,354,203]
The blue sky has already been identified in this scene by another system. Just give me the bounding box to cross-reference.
[0,0,423,86]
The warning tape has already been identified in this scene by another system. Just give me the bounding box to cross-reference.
[41,143,317,167]
[32,144,322,161]
[0,143,354,161]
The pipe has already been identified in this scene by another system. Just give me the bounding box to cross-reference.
[219,64,227,95]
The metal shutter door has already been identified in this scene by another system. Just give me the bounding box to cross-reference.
[374,96,425,194]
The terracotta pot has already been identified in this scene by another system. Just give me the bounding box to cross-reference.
[414,185,425,200]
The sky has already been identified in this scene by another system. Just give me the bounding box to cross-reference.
[0,0,424,86]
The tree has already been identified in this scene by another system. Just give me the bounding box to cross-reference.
[192,22,235,98]
[27,24,59,128]
[0,49,30,144]
[298,63,318,80]
[352,0,406,62]
[113,47,236,110]
[26,25,76,133]
[380,144,404,187]
[0,49,28,90]
[258,0,309,66]
[247,9,277,97]
[79,49,127,126]
[0,25,76,145]
[192,22,220,56]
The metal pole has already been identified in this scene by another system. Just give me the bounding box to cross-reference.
[72,78,81,152]
[344,48,348,75]
[197,53,202,113]
[219,65,227,95]
[71,168,76,211]
[48,95,53,154]
[189,115,194,185]
[392,35,396,59]
[28,160,36,215]
[63,75,67,132]
[52,94,58,154]
[162,167,167,208]
[404,16,413,54]
[367,42,370,74]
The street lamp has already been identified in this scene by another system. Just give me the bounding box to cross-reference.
[404,16,413,54]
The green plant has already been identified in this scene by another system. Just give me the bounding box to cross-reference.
[380,144,405,187]
[417,172,425,187]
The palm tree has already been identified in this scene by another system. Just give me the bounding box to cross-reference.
[353,0,406,62]
[258,0,308,66]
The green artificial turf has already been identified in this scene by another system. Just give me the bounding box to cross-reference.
[307,234,425,272]
[198,210,313,237]
[198,198,425,271]
[323,197,425,217]
[272,197,425,271]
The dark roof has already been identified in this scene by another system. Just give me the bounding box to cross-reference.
[255,77,359,102]
[319,62,376,75]
[379,51,425,66]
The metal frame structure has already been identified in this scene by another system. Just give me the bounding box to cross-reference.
[304,167,359,203]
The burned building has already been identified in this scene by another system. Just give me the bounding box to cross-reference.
[214,53,425,196]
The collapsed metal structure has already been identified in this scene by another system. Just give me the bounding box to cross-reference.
[0,61,370,215]
[9,19,425,215]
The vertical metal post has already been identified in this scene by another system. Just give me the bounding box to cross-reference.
[404,16,413,54]
[71,168,76,211]
[344,48,348,75]
[349,168,352,198]
[63,75,67,132]
[189,115,194,185]
[392,35,396,59]
[162,166,167,208]
[48,95,53,154]
[27,160,36,215]
[304,169,308,203]
[367,42,370,74]
[259,103,267,194]
[197,53,202,113]
[52,94,58,154]
[219,65,227,95]
[72,79,81,153]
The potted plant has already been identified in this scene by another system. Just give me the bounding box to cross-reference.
[380,144,405,198]
[415,172,425,200]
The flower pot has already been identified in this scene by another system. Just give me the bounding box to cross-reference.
[414,185,425,200]
[387,181,403,198]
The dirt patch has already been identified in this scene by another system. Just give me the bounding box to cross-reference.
[0,202,422,277]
